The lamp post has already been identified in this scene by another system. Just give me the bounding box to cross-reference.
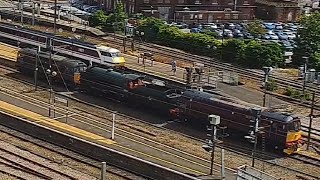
[302,56,309,96]
[202,114,220,175]
[262,66,273,107]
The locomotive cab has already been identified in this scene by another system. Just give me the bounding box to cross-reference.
[262,112,302,154]
[96,45,125,67]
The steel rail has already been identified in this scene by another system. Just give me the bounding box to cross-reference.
[0,127,138,180]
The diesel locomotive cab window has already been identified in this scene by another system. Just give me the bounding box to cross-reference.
[111,52,120,57]
[288,121,300,131]
[101,51,112,57]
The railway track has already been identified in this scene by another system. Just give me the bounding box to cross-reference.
[0,124,143,180]
[0,134,97,180]
[291,153,320,167]
[0,65,319,179]
[106,34,320,96]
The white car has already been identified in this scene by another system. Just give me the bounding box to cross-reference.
[203,23,217,29]
[284,32,296,39]
[266,31,279,40]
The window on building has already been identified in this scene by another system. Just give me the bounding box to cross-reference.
[165,0,170,3]
[212,0,218,4]
[157,0,163,3]
[144,0,149,3]
[225,14,230,19]
[233,14,239,19]
[190,14,194,19]
[228,0,233,5]
[178,0,184,3]
[243,1,249,5]
[198,14,203,19]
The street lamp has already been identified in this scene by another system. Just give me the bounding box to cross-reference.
[202,114,220,175]
[46,68,57,117]
[262,66,273,107]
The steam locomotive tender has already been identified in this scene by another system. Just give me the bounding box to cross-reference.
[17,48,87,87]
[80,67,145,100]
[170,89,302,154]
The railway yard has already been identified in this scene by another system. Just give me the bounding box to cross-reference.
[0,16,319,180]
[0,124,140,180]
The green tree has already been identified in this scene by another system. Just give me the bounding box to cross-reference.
[107,2,128,31]
[136,17,166,40]
[246,20,267,38]
[221,39,245,63]
[89,10,108,27]
[293,12,320,68]
[240,41,284,68]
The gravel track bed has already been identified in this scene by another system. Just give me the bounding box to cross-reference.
[0,141,95,180]
[0,68,319,179]
[0,125,138,180]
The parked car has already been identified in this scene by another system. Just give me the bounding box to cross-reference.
[202,23,218,29]
[276,32,288,40]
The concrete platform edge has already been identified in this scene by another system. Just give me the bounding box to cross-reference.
[0,110,200,180]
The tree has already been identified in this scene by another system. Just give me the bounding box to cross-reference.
[107,2,128,31]
[136,17,166,40]
[221,39,245,63]
[292,12,320,68]
[240,41,284,68]
[246,20,267,38]
[89,10,108,27]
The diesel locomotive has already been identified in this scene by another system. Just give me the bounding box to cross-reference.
[0,22,125,67]
[15,48,302,154]
[17,48,87,87]
[170,89,302,154]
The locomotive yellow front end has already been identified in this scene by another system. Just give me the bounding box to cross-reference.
[96,45,126,67]
[112,56,126,67]
[283,121,303,155]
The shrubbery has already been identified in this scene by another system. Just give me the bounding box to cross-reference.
[136,17,285,69]
[283,86,311,100]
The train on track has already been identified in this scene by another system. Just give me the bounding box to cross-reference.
[15,47,303,155]
[17,48,87,87]
[0,22,125,67]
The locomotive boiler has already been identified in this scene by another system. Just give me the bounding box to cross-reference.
[80,67,145,100]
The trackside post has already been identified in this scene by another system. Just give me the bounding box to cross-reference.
[111,113,115,140]
[101,162,106,180]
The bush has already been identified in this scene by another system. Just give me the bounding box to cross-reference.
[283,86,311,100]
[136,17,284,69]
[266,78,278,91]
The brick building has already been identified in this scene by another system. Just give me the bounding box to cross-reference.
[255,0,301,22]
[84,0,256,22]
[134,0,257,23]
